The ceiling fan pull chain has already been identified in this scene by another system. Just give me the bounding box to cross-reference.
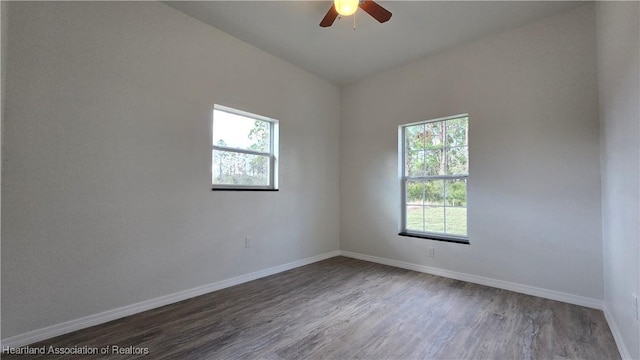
[353,11,356,31]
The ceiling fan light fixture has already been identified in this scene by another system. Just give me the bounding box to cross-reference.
[321,0,391,28]
[334,0,359,16]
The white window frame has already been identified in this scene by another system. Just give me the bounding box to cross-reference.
[399,114,469,244]
[212,104,279,191]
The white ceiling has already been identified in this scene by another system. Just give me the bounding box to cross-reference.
[165,1,586,86]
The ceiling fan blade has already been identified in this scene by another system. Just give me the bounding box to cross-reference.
[359,0,392,23]
[320,5,339,27]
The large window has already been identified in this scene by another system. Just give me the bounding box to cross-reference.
[400,114,468,243]
[212,105,278,190]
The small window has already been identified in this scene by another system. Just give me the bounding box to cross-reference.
[212,105,278,190]
[399,114,469,243]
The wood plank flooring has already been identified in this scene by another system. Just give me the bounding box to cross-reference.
[3,257,620,359]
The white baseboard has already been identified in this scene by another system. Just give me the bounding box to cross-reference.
[1,250,341,349]
[340,250,604,310]
[603,305,633,360]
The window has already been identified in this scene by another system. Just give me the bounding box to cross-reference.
[400,114,468,243]
[212,105,278,190]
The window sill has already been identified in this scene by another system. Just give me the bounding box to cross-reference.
[211,188,279,192]
[398,232,470,245]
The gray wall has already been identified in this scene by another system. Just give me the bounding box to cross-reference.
[597,2,640,359]
[1,0,9,343]
[340,5,603,300]
[1,2,341,338]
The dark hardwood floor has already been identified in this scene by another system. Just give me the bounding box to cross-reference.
[3,257,620,359]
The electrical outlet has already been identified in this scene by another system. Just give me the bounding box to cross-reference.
[245,237,252,248]
[427,248,435,258]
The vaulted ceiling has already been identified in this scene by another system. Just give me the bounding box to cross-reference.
[165,1,585,85]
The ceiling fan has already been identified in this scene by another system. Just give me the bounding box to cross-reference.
[320,0,392,28]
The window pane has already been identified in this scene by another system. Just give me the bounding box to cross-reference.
[445,207,467,236]
[405,124,425,151]
[425,150,446,176]
[213,109,270,153]
[406,151,425,177]
[424,122,445,149]
[424,180,444,206]
[446,146,468,175]
[446,117,468,147]
[406,180,425,205]
[212,150,270,186]
[425,206,445,233]
[445,179,467,236]
[424,180,445,232]
[406,206,424,232]
[445,179,467,207]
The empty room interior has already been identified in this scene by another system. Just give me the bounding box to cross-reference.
[1,0,639,359]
